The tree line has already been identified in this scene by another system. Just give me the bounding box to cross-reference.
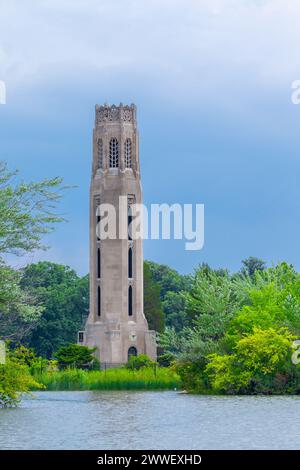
[1,160,300,403]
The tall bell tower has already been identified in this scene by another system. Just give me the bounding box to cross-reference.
[80,103,157,365]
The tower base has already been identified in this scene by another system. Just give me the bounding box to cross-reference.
[78,318,156,366]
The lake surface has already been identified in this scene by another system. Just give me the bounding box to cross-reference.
[0,391,300,449]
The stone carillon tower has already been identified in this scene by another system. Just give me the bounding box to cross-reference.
[79,103,157,365]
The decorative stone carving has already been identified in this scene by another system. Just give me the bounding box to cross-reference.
[129,332,137,342]
[122,108,132,121]
[95,104,134,125]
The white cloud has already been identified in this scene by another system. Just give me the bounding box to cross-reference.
[1,0,300,274]
[0,0,299,113]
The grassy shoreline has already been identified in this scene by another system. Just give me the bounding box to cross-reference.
[31,367,180,391]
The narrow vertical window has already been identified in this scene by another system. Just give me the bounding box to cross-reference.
[125,138,132,168]
[128,211,132,241]
[95,196,100,241]
[109,137,119,168]
[128,285,133,316]
[127,195,135,241]
[128,247,133,278]
[97,286,101,317]
[97,248,101,279]
[97,139,103,168]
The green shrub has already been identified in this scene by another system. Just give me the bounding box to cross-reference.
[157,352,175,367]
[54,344,97,369]
[0,354,43,407]
[126,354,154,370]
[206,327,298,394]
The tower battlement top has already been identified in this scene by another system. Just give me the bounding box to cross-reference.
[95,103,136,126]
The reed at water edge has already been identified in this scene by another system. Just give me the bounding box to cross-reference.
[31,366,180,391]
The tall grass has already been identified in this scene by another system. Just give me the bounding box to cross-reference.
[32,367,180,391]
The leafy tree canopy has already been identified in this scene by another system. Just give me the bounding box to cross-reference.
[160,261,300,394]
[0,161,66,256]
[144,262,165,332]
[0,162,67,344]
[20,262,88,358]
[240,256,266,278]
[145,260,191,332]
[0,347,42,407]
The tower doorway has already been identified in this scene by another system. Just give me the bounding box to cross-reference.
[128,346,137,361]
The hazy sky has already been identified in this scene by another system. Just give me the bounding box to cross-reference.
[1,0,300,275]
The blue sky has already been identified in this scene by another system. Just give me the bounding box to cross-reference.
[1,0,300,276]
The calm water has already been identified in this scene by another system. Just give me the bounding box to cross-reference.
[0,391,300,449]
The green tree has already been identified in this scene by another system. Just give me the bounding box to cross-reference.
[170,262,300,394]
[0,348,42,407]
[0,161,66,255]
[54,344,96,369]
[158,265,240,378]
[126,354,154,370]
[145,260,191,298]
[0,162,68,405]
[206,327,298,394]
[0,161,66,341]
[227,263,300,345]
[241,256,266,278]
[162,291,187,330]
[20,262,88,358]
[144,263,165,332]
[185,264,239,328]
[0,262,43,342]
[145,260,191,331]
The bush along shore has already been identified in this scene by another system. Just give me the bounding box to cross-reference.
[160,261,300,394]
[4,258,300,405]
[1,345,180,406]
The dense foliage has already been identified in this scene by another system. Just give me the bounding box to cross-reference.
[20,262,88,357]
[126,354,155,370]
[18,260,172,356]
[0,162,66,406]
[143,263,165,332]
[54,344,97,369]
[145,260,191,331]
[1,162,300,399]
[160,261,300,394]
[0,162,66,344]
[0,345,43,407]
[0,262,43,342]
